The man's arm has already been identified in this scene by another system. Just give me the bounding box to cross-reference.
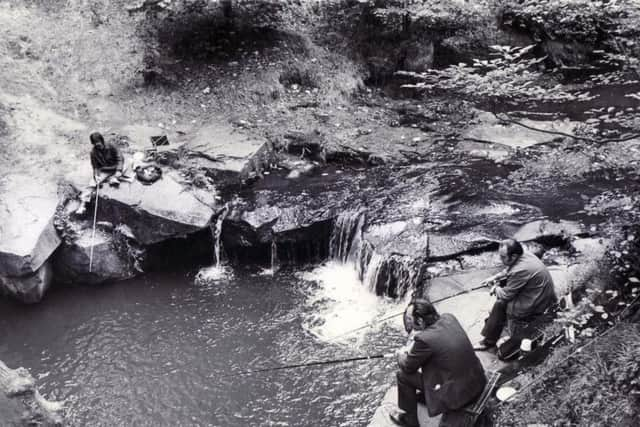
[480,268,508,287]
[397,335,433,374]
[494,268,530,302]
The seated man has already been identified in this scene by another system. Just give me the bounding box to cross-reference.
[75,132,130,215]
[391,299,487,427]
[478,238,557,350]
[90,131,125,186]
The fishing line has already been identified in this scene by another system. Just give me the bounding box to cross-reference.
[222,352,395,378]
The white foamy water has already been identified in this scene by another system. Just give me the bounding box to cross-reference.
[300,261,405,343]
[195,265,233,285]
[474,202,521,216]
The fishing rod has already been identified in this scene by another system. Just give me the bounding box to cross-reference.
[224,352,395,378]
[89,180,100,273]
[225,280,494,377]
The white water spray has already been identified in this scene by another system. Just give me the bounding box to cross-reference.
[259,240,279,276]
[300,262,405,343]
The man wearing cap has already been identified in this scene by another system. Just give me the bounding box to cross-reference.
[477,238,557,350]
[391,299,486,427]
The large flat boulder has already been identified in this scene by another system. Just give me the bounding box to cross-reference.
[0,175,61,277]
[97,174,215,245]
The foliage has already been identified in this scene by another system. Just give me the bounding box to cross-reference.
[497,323,640,426]
[399,44,591,104]
[501,0,638,43]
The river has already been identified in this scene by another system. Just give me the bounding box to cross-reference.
[0,262,406,427]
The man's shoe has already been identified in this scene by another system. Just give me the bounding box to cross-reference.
[389,412,420,427]
[473,338,496,351]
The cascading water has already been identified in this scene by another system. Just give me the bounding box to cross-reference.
[328,211,425,299]
[271,240,279,273]
[196,205,231,283]
[329,210,366,263]
[213,206,228,268]
[260,239,279,276]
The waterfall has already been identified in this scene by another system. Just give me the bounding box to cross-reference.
[270,240,279,274]
[362,252,384,293]
[329,210,366,263]
[212,205,229,268]
[195,205,231,284]
[328,211,424,299]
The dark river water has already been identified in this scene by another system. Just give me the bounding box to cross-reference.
[0,263,406,427]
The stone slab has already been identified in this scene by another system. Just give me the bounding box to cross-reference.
[98,174,215,245]
[0,175,61,277]
[181,123,271,179]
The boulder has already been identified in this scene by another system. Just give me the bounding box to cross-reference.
[0,175,61,277]
[0,262,52,304]
[96,173,215,245]
[53,227,143,285]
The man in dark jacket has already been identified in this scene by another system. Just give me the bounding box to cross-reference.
[478,238,557,349]
[90,131,124,185]
[75,132,129,215]
[391,299,486,427]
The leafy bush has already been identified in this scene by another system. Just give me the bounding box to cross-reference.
[501,0,636,43]
[399,44,586,104]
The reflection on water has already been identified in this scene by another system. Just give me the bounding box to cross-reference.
[0,267,404,426]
